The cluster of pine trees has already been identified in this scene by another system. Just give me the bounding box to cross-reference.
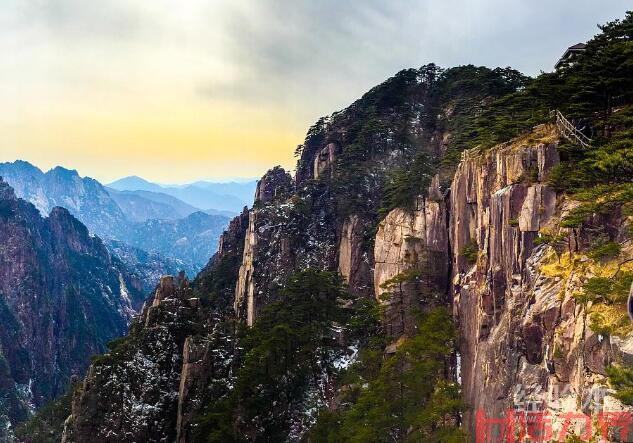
[192,270,462,443]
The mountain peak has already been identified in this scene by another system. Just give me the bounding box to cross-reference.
[48,165,80,178]
[107,175,163,192]
[0,160,43,176]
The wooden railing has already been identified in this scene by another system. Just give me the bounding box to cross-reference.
[551,109,592,148]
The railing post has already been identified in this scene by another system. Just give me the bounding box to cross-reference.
[552,109,591,148]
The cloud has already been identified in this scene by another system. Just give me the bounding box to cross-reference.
[197,0,632,121]
[5,0,143,41]
[0,0,631,182]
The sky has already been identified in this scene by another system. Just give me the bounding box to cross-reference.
[0,1,630,184]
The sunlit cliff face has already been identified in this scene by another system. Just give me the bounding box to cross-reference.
[0,0,629,182]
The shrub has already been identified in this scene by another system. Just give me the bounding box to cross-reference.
[460,240,479,264]
[607,365,633,406]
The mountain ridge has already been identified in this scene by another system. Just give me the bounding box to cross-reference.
[107,175,257,213]
[0,178,145,439]
[0,160,231,280]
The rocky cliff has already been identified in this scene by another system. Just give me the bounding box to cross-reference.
[0,178,144,438]
[58,207,250,443]
[451,127,633,438]
[60,275,215,443]
[374,176,449,337]
[38,17,633,439]
[0,160,230,279]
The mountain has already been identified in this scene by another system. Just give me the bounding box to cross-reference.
[0,161,230,279]
[104,175,161,193]
[202,207,237,217]
[0,178,144,439]
[0,161,128,238]
[20,12,633,442]
[119,211,230,278]
[187,180,258,204]
[108,176,257,214]
[106,188,200,222]
[105,240,188,293]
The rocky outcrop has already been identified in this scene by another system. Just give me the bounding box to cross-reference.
[234,168,294,325]
[60,204,250,443]
[374,177,450,336]
[0,178,144,433]
[235,167,341,326]
[215,207,249,258]
[338,215,372,296]
[313,142,339,179]
[254,167,293,204]
[175,321,235,443]
[449,130,633,437]
[234,210,258,325]
[62,275,208,443]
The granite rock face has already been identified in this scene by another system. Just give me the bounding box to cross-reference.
[235,166,341,326]
[449,136,633,437]
[0,178,143,433]
[254,167,294,205]
[313,142,339,179]
[338,214,372,296]
[61,204,250,443]
[234,167,298,325]
[62,275,208,443]
[374,181,449,336]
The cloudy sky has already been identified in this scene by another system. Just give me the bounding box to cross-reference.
[0,1,630,183]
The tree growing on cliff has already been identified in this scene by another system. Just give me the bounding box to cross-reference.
[607,365,633,406]
[310,307,464,442]
[194,270,357,442]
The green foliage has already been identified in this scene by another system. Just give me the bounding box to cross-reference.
[508,218,520,227]
[428,65,529,172]
[0,200,15,219]
[588,238,621,261]
[309,307,464,442]
[90,334,134,366]
[380,151,436,215]
[14,384,79,443]
[534,231,568,247]
[584,271,633,305]
[559,183,633,229]
[299,63,528,222]
[460,240,479,264]
[607,365,633,406]
[583,271,633,336]
[456,12,633,195]
[194,253,243,311]
[194,270,358,442]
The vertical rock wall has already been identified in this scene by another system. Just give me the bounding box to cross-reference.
[338,214,372,297]
[450,132,633,438]
[374,177,449,337]
[234,211,258,326]
[63,275,204,443]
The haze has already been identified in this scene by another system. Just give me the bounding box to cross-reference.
[1,0,629,183]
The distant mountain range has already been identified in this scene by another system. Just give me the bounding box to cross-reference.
[0,161,242,283]
[107,175,257,214]
[0,178,145,429]
[107,188,201,222]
